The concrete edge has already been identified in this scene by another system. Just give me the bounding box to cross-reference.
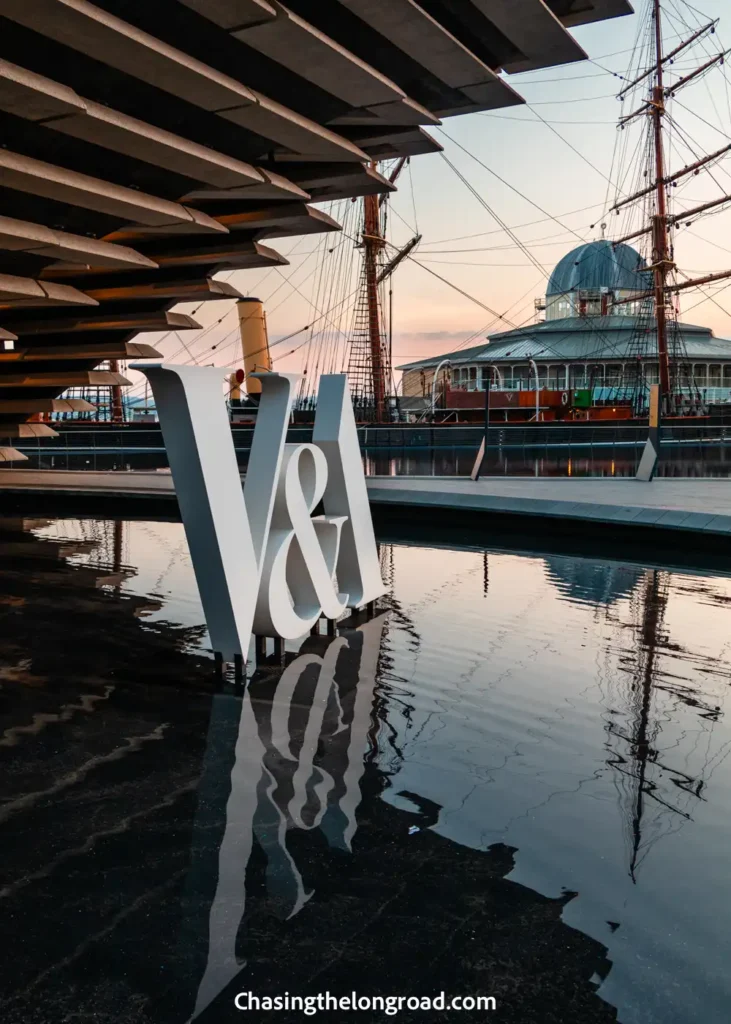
[2,472,731,541]
[366,486,731,537]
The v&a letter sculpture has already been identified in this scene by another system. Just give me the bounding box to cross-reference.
[132,365,386,660]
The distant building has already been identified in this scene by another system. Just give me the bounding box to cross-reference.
[399,240,731,400]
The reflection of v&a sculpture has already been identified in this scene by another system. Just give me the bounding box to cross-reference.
[187,613,387,1020]
[134,364,386,665]
[179,611,616,1024]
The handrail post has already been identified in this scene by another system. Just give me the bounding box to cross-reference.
[471,366,498,481]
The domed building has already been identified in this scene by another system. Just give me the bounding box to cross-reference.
[544,239,652,321]
[399,240,731,412]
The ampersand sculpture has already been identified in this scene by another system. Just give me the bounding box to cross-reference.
[254,443,350,638]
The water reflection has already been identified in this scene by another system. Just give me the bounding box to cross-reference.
[190,615,386,1019]
[2,517,731,1023]
[11,444,731,478]
[605,570,721,883]
[363,446,731,478]
[543,556,643,607]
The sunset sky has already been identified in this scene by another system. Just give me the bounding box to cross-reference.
[128,0,731,397]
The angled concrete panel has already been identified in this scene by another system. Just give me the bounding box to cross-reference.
[2,0,368,162]
[336,0,523,113]
[42,239,290,276]
[182,169,310,202]
[0,398,97,413]
[0,446,27,461]
[333,126,443,159]
[0,423,58,438]
[468,0,587,73]
[0,215,157,269]
[178,0,277,30]
[83,278,244,304]
[213,202,342,234]
[0,62,274,190]
[550,0,634,29]
[0,150,226,234]
[234,2,439,123]
[0,274,98,308]
[4,311,202,337]
[0,341,163,362]
[0,370,132,387]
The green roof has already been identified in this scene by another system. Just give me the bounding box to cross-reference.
[397,317,731,371]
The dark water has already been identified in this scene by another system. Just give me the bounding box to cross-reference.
[10,443,731,477]
[1,516,731,1023]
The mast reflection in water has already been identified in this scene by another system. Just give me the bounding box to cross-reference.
[1,516,731,1024]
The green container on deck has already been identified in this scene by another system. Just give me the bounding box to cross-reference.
[572,389,592,408]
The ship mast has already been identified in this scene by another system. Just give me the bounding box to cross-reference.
[610,3,731,413]
[349,157,415,422]
[362,172,387,422]
[651,0,673,410]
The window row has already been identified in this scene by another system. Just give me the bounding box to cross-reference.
[451,362,731,389]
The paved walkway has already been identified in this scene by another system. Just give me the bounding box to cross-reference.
[2,469,731,537]
[367,476,731,535]
[0,468,176,496]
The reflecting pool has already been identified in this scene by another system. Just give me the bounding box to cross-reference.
[1,516,731,1023]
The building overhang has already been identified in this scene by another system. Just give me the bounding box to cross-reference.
[546,1,635,30]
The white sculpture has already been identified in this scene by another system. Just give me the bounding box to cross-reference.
[132,364,386,660]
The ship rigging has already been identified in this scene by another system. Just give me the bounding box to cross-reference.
[610,0,731,413]
[58,0,731,429]
[401,0,731,425]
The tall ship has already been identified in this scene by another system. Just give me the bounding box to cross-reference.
[18,0,731,434]
[399,0,731,425]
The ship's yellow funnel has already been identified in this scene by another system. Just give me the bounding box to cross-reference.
[228,372,241,402]
[237,297,271,395]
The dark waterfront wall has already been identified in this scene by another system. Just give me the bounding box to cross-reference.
[35,421,731,452]
[8,421,731,478]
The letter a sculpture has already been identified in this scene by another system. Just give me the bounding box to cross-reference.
[132,365,386,662]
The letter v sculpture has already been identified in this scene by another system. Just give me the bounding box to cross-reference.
[132,365,386,666]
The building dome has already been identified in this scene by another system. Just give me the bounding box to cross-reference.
[546,240,651,298]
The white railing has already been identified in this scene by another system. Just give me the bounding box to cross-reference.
[452,382,731,400]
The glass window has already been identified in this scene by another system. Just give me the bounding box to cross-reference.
[694,364,707,387]
[570,364,587,388]
[709,364,722,386]
[605,364,622,385]
[723,365,731,383]
[512,365,529,389]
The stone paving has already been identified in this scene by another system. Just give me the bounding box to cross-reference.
[2,470,731,536]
